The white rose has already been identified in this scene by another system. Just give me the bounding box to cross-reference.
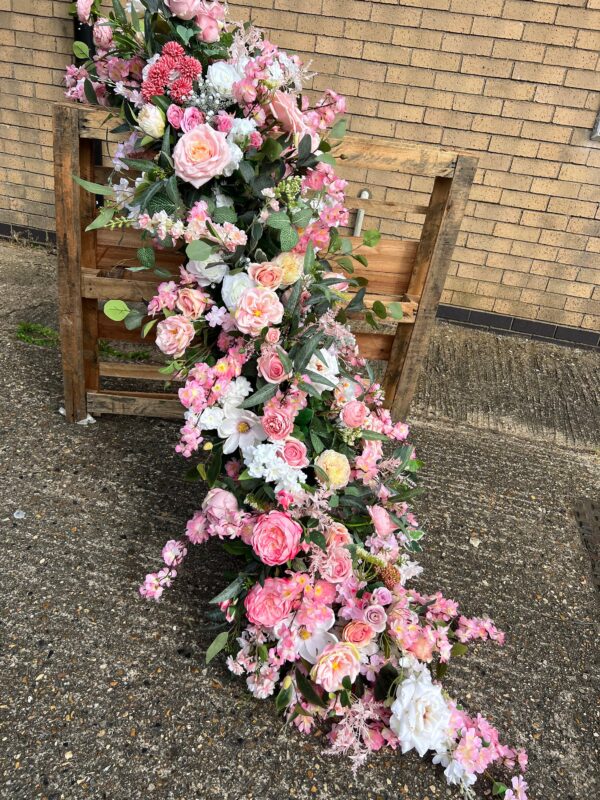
[138,104,165,139]
[228,117,257,143]
[199,407,225,430]
[306,347,339,394]
[223,141,243,177]
[206,62,243,97]
[186,255,229,287]
[389,668,452,758]
[221,272,256,313]
[220,377,252,408]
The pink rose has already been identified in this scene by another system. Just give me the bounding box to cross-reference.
[244,577,296,627]
[76,0,93,23]
[251,510,302,566]
[311,642,361,692]
[368,505,398,538]
[343,621,376,647]
[181,106,205,133]
[173,124,230,189]
[371,586,393,606]
[269,90,305,135]
[155,315,195,357]
[258,351,290,384]
[280,437,309,468]
[93,19,113,49]
[265,328,280,344]
[248,262,283,290]
[262,407,294,441]
[320,546,353,584]
[325,522,352,547]
[196,1,225,42]
[341,400,369,429]
[176,287,208,319]
[363,604,387,633]
[410,632,436,662]
[167,104,184,130]
[202,488,238,525]
[166,0,203,20]
[234,287,284,336]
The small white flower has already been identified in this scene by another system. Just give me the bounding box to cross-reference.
[220,377,252,408]
[296,628,337,665]
[206,62,243,97]
[243,442,306,494]
[221,272,256,312]
[228,117,258,143]
[223,141,243,177]
[199,406,225,430]
[217,406,266,454]
[306,347,339,394]
[389,668,452,758]
[186,254,229,286]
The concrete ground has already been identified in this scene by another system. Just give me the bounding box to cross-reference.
[0,240,598,800]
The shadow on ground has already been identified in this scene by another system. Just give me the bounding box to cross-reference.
[0,242,598,800]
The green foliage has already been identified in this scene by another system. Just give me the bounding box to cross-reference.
[16,322,59,348]
[205,631,229,664]
[103,299,131,322]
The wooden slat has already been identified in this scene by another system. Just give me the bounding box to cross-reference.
[87,390,182,419]
[355,332,393,360]
[54,103,88,423]
[98,362,180,381]
[98,315,153,343]
[82,272,163,301]
[336,134,459,178]
[345,197,428,216]
[384,155,478,419]
[78,106,119,141]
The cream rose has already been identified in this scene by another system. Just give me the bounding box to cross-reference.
[315,449,351,490]
[138,104,166,139]
[273,251,304,287]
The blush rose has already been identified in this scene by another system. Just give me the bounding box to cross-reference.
[262,407,294,441]
[244,577,295,627]
[280,437,309,468]
[258,351,290,384]
[251,510,303,566]
[234,287,284,336]
[155,316,195,357]
[173,124,230,189]
[176,287,209,319]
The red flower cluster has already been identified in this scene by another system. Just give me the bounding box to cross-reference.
[141,41,202,103]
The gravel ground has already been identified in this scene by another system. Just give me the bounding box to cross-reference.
[0,241,598,800]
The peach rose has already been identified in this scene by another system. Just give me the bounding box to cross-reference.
[176,287,209,319]
[343,621,376,647]
[340,400,369,429]
[265,328,280,344]
[325,522,352,547]
[262,407,294,441]
[315,450,351,490]
[166,0,203,20]
[155,315,195,357]
[251,510,303,566]
[258,351,290,384]
[248,261,283,290]
[368,506,398,538]
[244,577,296,628]
[310,641,361,693]
[269,90,306,135]
[320,546,353,584]
[234,287,284,336]
[280,437,309,468]
[173,124,230,189]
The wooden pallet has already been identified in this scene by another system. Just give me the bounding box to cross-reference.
[53,103,477,423]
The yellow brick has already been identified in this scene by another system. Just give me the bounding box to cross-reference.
[358,80,407,101]
[489,135,539,157]
[378,102,424,123]
[445,276,479,294]
[552,107,597,128]
[450,0,504,14]
[452,292,496,311]
[457,263,503,283]
[484,78,536,101]
[544,46,598,69]
[345,20,393,44]
[581,314,600,331]
[521,211,568,231]
[322,0,370,20]
[503,100,555,123]
[411,49,462,72]
[362,42,408,65]
[462,55,513,78]
[503,0,557,24]
[392,28,443,49]
[476,282,522,301]
[492,40,546,62]
[531,260,578,280]
[547,278,593,298]
[442,33,493,56]
[534,84,589,108]
[405,87,453,109]
[370,5,422,26]
[539,142,587,164]
[468,233,512,254]
[453,93,502,114]
[513,62,566,86]
[421,9,473,33]
[565,68,600,91]
[576,29,600,50]
[471,114,523,137]
[540,230,589,249]
[521,288,566,309]
[297,16,344,36]
[474,202,521,224]
[512,241,558,260]
[385,65,435,88]
[435,72,485,94]
[493,222,539,243]
[564,296,600,316]
[556,5,600,29]
[502,271,548,291]
[523,22,577,46]
[536,308,584,327]
[548,197,598,217]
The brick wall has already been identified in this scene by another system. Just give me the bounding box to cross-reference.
[1,0,599,331]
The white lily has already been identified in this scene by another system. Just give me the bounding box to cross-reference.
[217,405,266,454]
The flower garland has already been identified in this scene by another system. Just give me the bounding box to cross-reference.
[66,2,529,797]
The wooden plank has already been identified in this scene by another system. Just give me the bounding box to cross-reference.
[336,134,459,178]
[78,105,119,141]
[345,197,428,216]
[98,316,154,343]
[82,273,163,301]
[355,332,393,361]
[79,138,100,393]
[54,103,88,423]
[87,390,183,419]
[98,362,180,381]
[385,155,478,419]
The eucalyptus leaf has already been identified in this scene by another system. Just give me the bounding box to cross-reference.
[205,631,229,664]
[103,299,130,322]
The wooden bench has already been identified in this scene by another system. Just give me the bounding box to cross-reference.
[53,102,477,423]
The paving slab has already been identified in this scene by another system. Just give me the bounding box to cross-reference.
[0,241,598,800]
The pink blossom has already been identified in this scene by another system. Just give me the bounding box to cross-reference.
[173,124,230,188]
[202,488,239,525]
[162,539,188,566]
[368,505,398,538]
[340,400,369,428]
[343,621,375,647]
[280,437,309,468]
[234,287,284,336]
[93,19,113,49]
[320,546,353,584]
[186,511,209,544]
[76,0,93,23]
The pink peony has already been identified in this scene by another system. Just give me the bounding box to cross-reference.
[155,315,195,357]
[368,505,398,537]
[202,488,238,524]
[181,106,205,133]
[167,104,184,130]
[196,1,225,42]
[343,621,376,647]
[311,642,361,692]
[176,287,209,319]
[258,351,290,384]
[244,577,296,627]
[262,407,294,441]
[76,0,93,23]
[173,124,230,189]
[166,0,203,20]
[93,19,113,49]
[280,437,309,468]
[234,287,284,336]
[320,546,353,584]
[248,261,283,290]
[269,90,305,136]
[251,510,302,565]
[341,400,369,429]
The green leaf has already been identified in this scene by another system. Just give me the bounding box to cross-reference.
[73,41,89,60]
[372,300,387,319]
[186,240,213,262]
[309,528,327,551]
[142,319,158,338]
[275,682,293,713]
[137,246,155,268]
[83,78,98,105]
[103,299,130,322]
[266,211,291,230]
[303,368,336,390]
[295,669,328,709]
[205,631,229,664]
[213,206,237,224]
[124,308,145,330]
[361,430,389,441]
[353,253,368,267]
[341,675,352,691]
[317,151,336,166]
[436,662,449,681]
[388,302,404,320]
[291,206,313,228]
[362,229,381,248]
[209,576,245,605]
[277,347,293,374]
[293,331,323,372]
[85,206,116,232]
[261,137,284,161]
[450,643,469,658]
[492,782,508,797]
[73,174,113,197]
[295,408,314,428]
[239,382,278,409]
[346,287,366,312]
[176,23,196,45]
